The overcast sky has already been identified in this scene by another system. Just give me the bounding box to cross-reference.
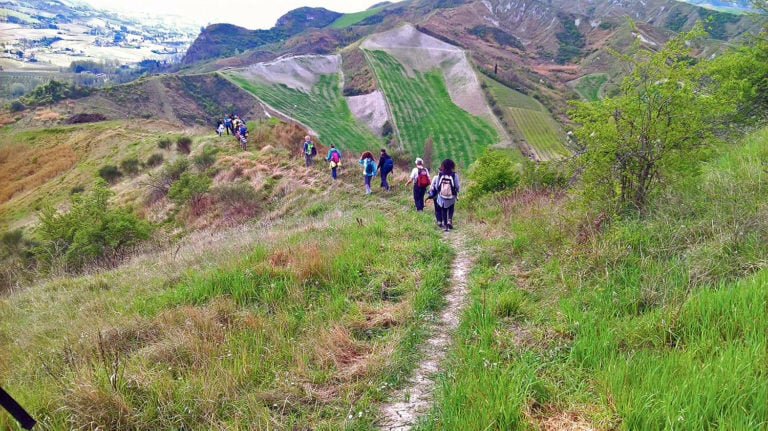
[82,0,384,30]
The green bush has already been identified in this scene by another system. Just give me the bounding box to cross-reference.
[176,136,192,154]
[192,145,218,170]
[168,172,211,206]
[97,165,122,183]
[145,153,164,167]
[34,180,150,271]
[521,160,569,190]
[120,157,140,176]
[9,100,25,113]
[157,138,172,150]
[465,149,520,199]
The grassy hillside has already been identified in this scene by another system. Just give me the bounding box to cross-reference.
[365,49,498,168]
[0,116,455,430]
[330,6,386,29]
[226,72,382,152]
[414,128,768,429]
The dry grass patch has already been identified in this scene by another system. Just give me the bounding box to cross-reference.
[266,241,333,283]
[314,325,373,381]
[531,408,596,431]
[0,143,77,203]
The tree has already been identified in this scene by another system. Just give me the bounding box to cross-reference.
[569,23,731,213]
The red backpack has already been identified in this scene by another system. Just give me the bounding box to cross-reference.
[416,168,430,187]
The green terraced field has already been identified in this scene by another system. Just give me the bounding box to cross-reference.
[484,77,569,160]
[507,107,569,160]
[365,49,497,168]
[227,72,381,152]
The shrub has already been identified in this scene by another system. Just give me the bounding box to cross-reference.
[98,165,122,183]
[145,153,164,167]
[120,157,140,176]
[168,172,211,207]
[34,179,150,271]
[521,160,569,190]
[465,149,520,199]
[9,100,25,113]
[176,136,192,154]
[192,145,218,170]
[157,138,172,150]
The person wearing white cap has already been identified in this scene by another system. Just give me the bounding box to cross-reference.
[405,157,431,211]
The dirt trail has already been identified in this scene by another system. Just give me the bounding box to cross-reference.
[379,232,473,430]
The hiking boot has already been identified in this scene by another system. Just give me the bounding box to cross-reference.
[443,225,449,232]
[437,222,443,229]
[447,220,453,229]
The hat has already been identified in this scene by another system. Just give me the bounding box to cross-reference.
[415,158,423,165]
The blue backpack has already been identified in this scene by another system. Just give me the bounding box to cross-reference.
[364,160,376,176]
[382,157,394,173]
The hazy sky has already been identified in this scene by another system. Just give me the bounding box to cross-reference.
[82,0,383,30]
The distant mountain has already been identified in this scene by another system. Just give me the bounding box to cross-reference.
[181,7,343,65]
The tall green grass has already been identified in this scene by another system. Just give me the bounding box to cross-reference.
[329,6,385,29]
[364,49,498,168]
[419,127,768,428]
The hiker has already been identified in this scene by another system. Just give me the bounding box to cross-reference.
[216,119,224,137]
[405,157,430,211]
[325,144,342,179]
[429,158,459,231]
[224,114,233,135]
[378,148,394,191]
[302,135,316,167]
[358,151,377,194]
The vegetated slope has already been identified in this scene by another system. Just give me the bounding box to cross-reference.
[361,24,501,167]
[225,55,382,151]
[0,114,456,429]
[181,7,344,65]
[417,128,768,430]
[0,120,198,229]
[10,74,269,131]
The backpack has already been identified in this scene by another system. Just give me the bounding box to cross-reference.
[439,174,455,199]
[305,141,314,156]
[364,160,376,176]
[330,150,340,163]
[382,157,394,173]
[416,168,430,187]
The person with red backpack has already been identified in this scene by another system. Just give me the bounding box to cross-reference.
[405,157,430,211]
[429,158,460,231]
[325,144,342,179]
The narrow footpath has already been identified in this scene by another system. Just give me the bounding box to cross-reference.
[379,233,473,430]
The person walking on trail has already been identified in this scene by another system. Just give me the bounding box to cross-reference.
[405,157,430,211]
[325,144,342,180]
[216,119,224,137]
[359,151,377,194]
[429,158,460,231]
[378,148,394,191]
[302,135,316,167]
[224,115,233,135]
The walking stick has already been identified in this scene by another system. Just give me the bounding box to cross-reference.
[0,386,35,429]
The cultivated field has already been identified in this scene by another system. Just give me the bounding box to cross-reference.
[364,49,497,168]
[227,70,381,153]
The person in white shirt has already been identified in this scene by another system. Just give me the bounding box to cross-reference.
[404,157,430,211]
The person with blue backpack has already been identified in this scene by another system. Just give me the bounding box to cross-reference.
[378,148,394,191]
[429,158,460,231]
[325,144,342,179]
[359,151,377,194]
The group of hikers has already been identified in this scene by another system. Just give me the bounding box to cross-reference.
[300,135,460,232]
[216,114,248,150]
